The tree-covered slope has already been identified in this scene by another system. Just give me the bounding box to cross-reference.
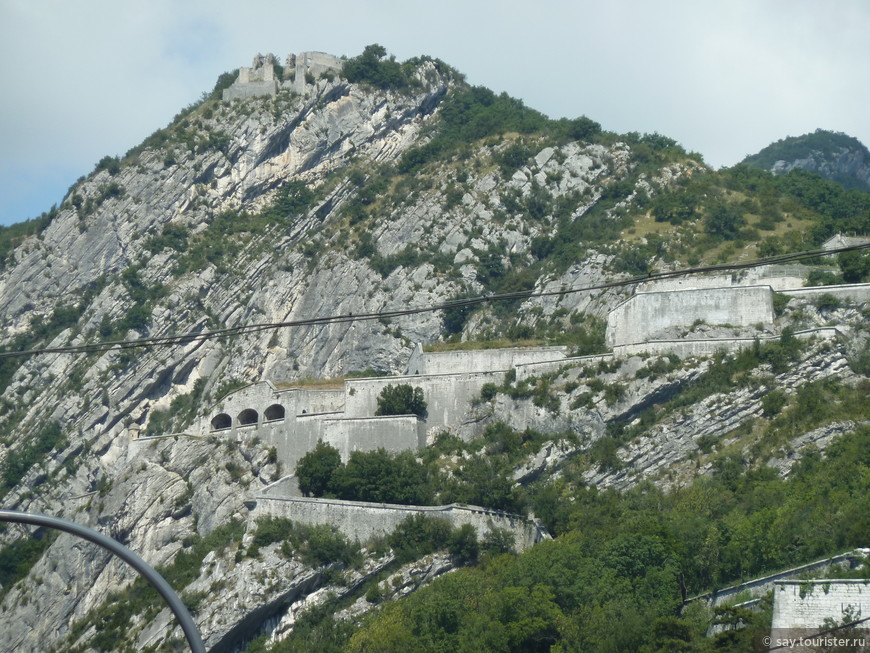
[743,128,870,192]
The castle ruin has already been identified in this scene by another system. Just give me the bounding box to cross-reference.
[222,51,343,101]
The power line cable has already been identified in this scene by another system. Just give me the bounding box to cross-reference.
[1,242,868,361]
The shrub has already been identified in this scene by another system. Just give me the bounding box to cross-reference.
[448,524,479,563]
[342,44,408,90]
[375,384,427,417]
[296,441,342,497]
[389,514,452,563]
[330,449,433,505]
[761,389,788,417]
[814,293,842,312]
[481,527,516,556]
[442,294,475,336]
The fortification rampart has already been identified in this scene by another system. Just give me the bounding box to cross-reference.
[405,343,568,375]
[248,494,548,551]
[514,353,614,381]
[685,549,868,608]
[772,579,870,629]
[199,381,344,434]
[612,327,840,358]
[223,51,342,100]
[343,370,505,431]
[321,415,425,462]
[606,285,775,348]
[780,282,870,303]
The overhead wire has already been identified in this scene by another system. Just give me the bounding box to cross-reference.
[0,242,868,361]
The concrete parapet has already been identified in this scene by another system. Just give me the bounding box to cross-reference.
[248,494,549,551]
[406,343,568,375]
[613,327,840,359]
[685,549,868,609]
[606,285,775,348]
[514,353,614,381]
[781,282,870,304]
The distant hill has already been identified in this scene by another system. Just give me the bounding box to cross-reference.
[743,129,870,191]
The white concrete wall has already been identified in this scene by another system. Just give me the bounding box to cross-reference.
[635,275,735,293]
[201,384,345,434]
[405,344,568,375]
[613,327,839,359]
[515,353,614,381]
[781,283,870,304]
[772,580,870,629]
[606,286,775,347]
[344,371,505,431]
[250,495,548,551]
[685,549,867,608]
[322,415,424,461]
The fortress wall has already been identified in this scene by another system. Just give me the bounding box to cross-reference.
[200,382,290,433]
[222,80,277,101]
[613,327,840,359]
[635,275,734,293]
[250,495,547,551]
[296,388,345,414]
[614,338,761,359]
[344,371,505,430]
[606,286,775,347]
[772,580,870,629]
[322,415,424,461]
[406,346,568,375]
[515,353,614,381]
[686,550,866,608]
[781,282,870,303]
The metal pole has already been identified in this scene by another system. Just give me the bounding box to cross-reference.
[0,510,205,653]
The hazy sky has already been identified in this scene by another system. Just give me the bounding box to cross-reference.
[1,0,868,226]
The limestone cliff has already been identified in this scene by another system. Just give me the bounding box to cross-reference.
[0,49,867,652]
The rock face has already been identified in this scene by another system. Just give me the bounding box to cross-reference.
[0,52,868,652]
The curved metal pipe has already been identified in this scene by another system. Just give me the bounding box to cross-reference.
[0,510,205,653]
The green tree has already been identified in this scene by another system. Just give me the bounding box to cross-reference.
[295,441,342,497]
[375,384,427,417]
[330,449,433,505]
[704,199,745,240]
[838,250,870,283]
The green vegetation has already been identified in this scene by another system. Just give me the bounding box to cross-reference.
[143,379,207,436]
[375,383,427,417]
[0,207,56,270]
[0,529,58,599]
[174,180,316,274]
[397,84,601,175]
[296,440,343,497]
[248,517,361,568]
[1,421,65,496]
[743,129,870,191]
[342,422,870,652]
[56,520,245,653]
[295,443,433,505]
[342,44,411,91]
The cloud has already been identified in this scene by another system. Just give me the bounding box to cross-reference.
[1,0,868,224]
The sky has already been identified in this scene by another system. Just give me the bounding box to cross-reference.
[1,0,868,226]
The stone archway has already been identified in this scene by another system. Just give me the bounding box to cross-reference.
[210,413,232,431]
[264,404,285,421]
[237,408,259,426]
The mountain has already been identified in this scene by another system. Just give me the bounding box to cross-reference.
[0,46,869,652]
[743,128,870,191]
